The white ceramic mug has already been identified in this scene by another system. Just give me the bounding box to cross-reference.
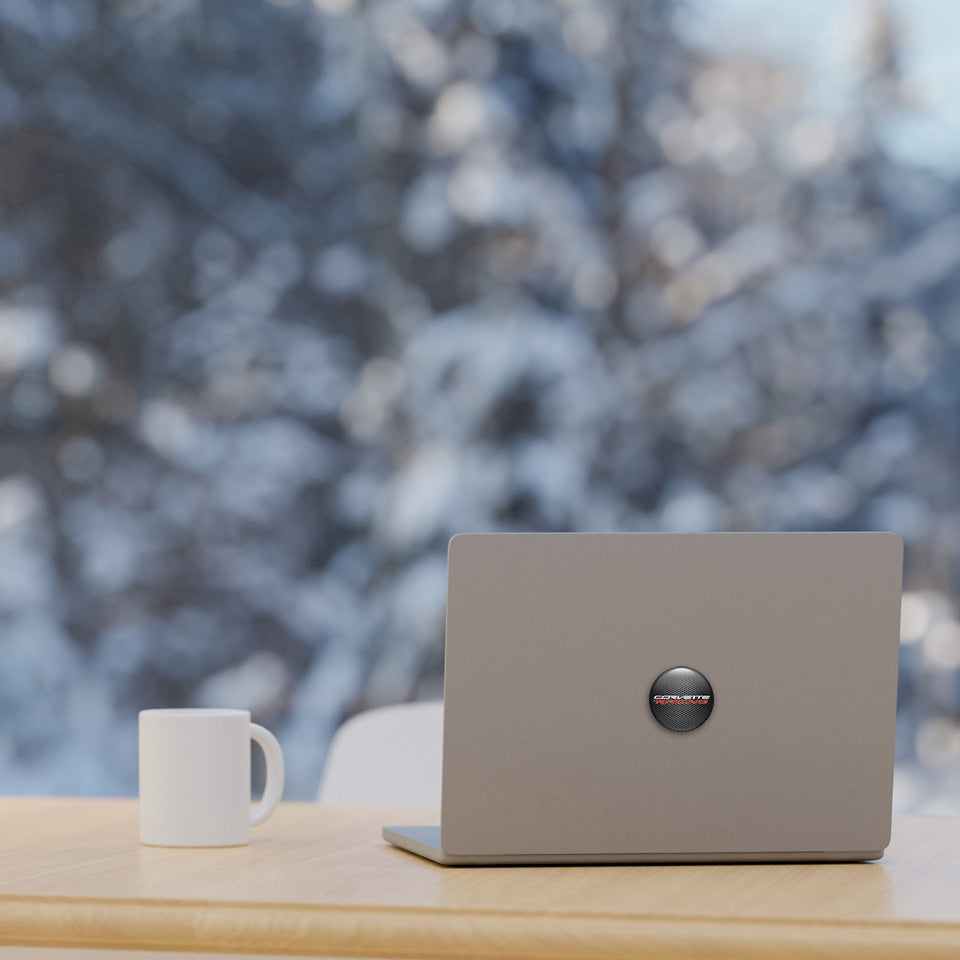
[139,708,285,847]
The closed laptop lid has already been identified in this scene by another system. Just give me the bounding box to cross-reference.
[440,533,902,857]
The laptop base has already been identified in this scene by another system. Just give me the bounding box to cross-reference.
[382,826,884,865]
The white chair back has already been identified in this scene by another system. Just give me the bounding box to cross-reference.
[317,701,443,805]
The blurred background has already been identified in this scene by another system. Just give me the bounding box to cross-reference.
[0,0,958,808]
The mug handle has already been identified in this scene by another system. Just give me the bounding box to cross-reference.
[250,724,285,827]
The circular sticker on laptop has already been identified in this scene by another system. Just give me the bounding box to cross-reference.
[649,666,714,732]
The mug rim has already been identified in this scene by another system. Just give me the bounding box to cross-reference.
[139,708,250,720]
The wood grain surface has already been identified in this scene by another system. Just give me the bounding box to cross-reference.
[0,799,958,958]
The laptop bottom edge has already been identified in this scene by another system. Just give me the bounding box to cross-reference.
[382,826,884,865]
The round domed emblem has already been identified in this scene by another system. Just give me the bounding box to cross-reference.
[649,666,714,732]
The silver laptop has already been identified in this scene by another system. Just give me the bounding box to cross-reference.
[384,532,902,864]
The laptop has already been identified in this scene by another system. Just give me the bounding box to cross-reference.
[384,532,903,864]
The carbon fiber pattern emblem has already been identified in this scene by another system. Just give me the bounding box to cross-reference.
[649,666,714,732]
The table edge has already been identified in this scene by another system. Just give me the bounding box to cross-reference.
[2,897,960,959]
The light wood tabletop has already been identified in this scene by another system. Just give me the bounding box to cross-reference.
[1,799,960,959]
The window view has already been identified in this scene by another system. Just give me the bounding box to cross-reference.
[0,0,957,809]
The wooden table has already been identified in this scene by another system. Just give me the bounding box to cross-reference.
[1,799,959,959]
